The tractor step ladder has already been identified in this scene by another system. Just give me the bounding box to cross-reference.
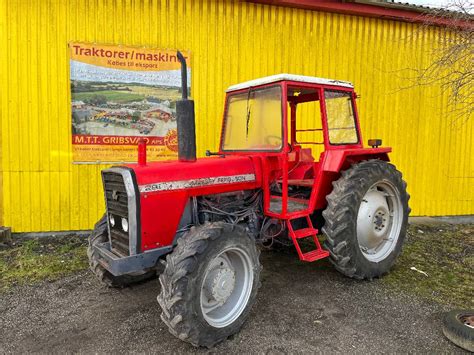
[287,215,330,262]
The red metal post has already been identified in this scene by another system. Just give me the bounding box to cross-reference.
[138,139,147,166]
[290,102,296,145]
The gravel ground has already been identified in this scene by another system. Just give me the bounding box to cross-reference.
[0,248,465,353]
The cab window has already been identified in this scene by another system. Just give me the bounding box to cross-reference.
[222,86,283,151]
[325,90,359,145]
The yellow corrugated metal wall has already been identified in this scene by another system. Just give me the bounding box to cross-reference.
[1,0,472,232]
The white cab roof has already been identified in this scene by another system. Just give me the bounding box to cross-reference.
[226,73,353,92]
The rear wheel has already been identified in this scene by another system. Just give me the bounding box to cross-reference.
[87,215,156,287]
[157,222,261,347]
[322,160,410,279]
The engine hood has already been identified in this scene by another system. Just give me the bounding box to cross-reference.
[126,155,261,195]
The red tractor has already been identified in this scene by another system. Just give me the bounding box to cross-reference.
[88,53,410,347]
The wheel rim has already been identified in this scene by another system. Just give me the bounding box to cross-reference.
[200,246,254,328]
[356,180,403,262]
[460,313,474,329]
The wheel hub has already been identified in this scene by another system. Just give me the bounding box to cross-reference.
[373,208,388,233]
[205,267,236,303]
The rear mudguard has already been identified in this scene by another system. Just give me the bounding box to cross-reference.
[314,148,391,210]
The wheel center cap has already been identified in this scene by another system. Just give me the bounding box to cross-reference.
[374,215,383,228]
[211,268,235,303]
[372,208,388,234]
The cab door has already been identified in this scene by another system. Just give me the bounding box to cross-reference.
[263,84,322,219]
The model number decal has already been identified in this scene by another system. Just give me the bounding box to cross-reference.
[139,174,256,193]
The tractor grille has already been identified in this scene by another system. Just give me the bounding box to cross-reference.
[103,171,130,257]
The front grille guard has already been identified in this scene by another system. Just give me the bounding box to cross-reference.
[94,241,171,276]
[102,167,139,256]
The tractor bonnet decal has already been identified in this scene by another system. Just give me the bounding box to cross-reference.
[139,173,256,193]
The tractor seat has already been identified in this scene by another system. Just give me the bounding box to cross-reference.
[288,147,314,163]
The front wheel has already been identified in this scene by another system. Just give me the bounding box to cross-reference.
[157,222,261,347]
[322,160,410,280]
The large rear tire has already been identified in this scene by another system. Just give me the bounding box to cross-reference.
[157,222,261,347]
[87,215,156,287]
[322,160,410,280]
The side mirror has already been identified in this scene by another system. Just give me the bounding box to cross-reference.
[368,139,382,148]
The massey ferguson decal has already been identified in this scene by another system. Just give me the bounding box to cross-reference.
[139,174,256,193]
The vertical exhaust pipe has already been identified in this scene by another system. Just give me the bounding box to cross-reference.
[176,51,196,162]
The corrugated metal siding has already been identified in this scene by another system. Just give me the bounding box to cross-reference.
[0,0,472,232]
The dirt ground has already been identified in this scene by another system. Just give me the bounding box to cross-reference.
[0,223,472,353]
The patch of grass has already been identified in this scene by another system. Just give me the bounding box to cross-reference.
[0,236,88,291]
[383,224,474,308]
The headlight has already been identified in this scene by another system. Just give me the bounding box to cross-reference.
[121,217,129,232]
[109,214,115,227]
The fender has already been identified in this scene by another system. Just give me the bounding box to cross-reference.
[321,147,391,172]
[313,147,391,210]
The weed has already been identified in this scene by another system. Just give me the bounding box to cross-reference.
[0,236,88,291]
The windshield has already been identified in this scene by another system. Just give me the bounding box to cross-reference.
[221,86,283,151]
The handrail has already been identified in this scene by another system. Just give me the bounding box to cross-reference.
[296,128,323,132]
[296,141,324,145]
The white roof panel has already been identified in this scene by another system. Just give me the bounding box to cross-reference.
[226,73,353,92]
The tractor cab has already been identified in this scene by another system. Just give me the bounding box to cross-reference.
[221,74,360,153]
[220,74,362,218]
[218,74,373,262]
